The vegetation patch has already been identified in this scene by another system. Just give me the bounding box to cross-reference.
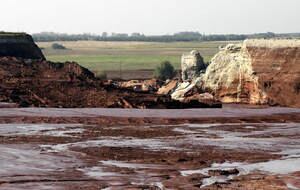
[154,61,176,80]
[51,43,67,50]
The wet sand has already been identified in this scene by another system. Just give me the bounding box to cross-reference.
[0,107,299,189]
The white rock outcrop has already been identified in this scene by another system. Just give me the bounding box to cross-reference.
[181,50,206,81]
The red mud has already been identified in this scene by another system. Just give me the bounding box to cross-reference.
[0,57,220,109]
[0,108,299,189]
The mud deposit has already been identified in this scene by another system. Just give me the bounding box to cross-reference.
[0,108,300,189]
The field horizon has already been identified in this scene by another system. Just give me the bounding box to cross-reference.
[38,40,237,78]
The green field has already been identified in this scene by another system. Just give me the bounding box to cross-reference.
[38,41,234,73]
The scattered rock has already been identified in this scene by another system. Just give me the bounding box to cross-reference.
[171,81,196,101]
[117,79,162,93]
[157,80,178,95]
[208,169,239,176]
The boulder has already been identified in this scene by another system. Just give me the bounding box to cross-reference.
[171,81,196,101]
[181,50,206,81]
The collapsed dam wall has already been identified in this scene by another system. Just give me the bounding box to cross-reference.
[0,32,45,60]
[202,39,300,107]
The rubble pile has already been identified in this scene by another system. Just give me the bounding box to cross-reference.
[160,40,300,108]
[116,79,162,93]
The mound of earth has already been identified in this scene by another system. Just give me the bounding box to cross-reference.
[201,39,300,107]
[0,57,220,108]
[0,32,45,60]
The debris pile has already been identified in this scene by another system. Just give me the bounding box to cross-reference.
[161,40,300,108]
[116,79,162,93]
[0,57,221,108]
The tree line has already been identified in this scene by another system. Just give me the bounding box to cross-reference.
[32,32,300,42]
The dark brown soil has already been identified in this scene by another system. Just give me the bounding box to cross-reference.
[0,57,220,109]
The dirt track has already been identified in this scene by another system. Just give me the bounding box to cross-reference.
[0,107,300,190]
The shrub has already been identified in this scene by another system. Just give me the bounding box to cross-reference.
[51,43,66,50]
[153,61,176,81]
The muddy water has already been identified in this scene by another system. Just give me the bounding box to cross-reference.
[0,107,299,118]
[0,108,299,189]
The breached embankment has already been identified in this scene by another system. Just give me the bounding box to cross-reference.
[0,32,222,109]
[165,39,300,107]
[202,39,300,107]
[0,57,220,108]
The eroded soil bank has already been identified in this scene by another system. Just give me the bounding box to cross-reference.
[0,107,300,190]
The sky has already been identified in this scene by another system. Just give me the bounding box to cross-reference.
[0,0,299,35]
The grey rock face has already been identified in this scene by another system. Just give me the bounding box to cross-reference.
[181,50,206,81]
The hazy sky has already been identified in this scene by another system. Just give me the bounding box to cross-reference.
[1,0,299,35]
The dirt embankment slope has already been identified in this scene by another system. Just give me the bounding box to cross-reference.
[0,32,45,60]
[247,41,300,107]
[0,57,219,108]
[202,39,300,107]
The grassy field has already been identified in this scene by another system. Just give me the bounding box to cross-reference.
[38,41,235,74]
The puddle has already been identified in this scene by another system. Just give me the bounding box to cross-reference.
[245,126,256,129]
[100,160,165,169]
[181,157,300,188]
[1,121,299,189]
[173,128,198,134]
[0,183,64,190]
[77,166,122,179]
[43,128,84,137]
[41,137,177,153]
[0,124,84,137]
[175,123,300,152]
[0,144,76,178]
[287,183,300,190]
[177,122,300,188]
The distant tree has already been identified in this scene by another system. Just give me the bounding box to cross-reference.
[102,32,108,38]
[32,32,300,42]
[51,43,66,50]
[153,61,176,81]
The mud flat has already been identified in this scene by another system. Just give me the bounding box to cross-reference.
[0,107,299,189]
